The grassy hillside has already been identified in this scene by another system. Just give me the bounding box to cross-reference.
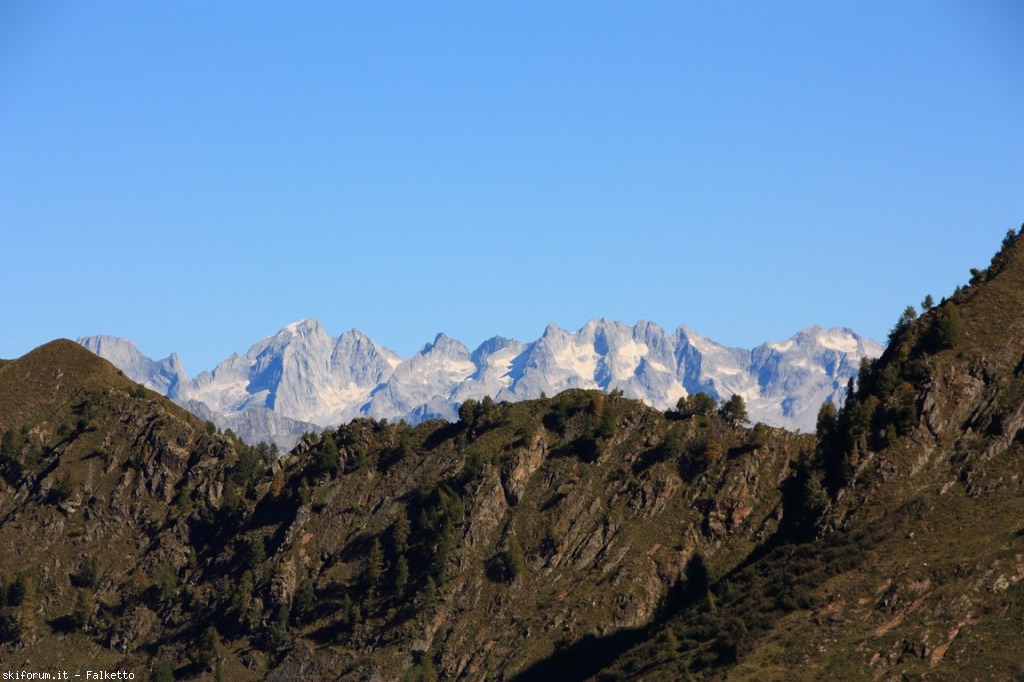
[1,227,1022,681]
[0,341,269,678]
[0,342,808,680]
[593,227,1024,681]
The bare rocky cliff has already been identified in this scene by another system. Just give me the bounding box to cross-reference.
[80,319,881,448]
[0,342,807,680]
[592,227,1024,681]
[8,228,1023,681]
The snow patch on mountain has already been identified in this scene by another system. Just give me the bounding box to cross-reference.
[79,318,883,448]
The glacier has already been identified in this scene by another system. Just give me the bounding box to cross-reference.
[79,318,883,448]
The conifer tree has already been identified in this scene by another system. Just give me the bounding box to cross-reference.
[684,553,710,605]
[316,433,340,476]
[676,392,716,418]
[271,467,285,499]
[233,570,254,629]
[432,527,455,583]
[932,302,964,349]
[71,590,96,630]
[422,576,438,609]
[719,394,749,425]
[340,593,355,630]
[391,512,411,558]
[195,625,220,666]
[393,555,410,599]
[507,537,526,580]
[293,578,314,623]
[150,662,174,682]
[367,538,385,586]
[888,305,918,344]
[816,401,837,440]
[19,574,35,632]
[458,399,478,424]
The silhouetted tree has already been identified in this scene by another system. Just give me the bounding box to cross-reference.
[930,302,963,349]
[676,392,716,418]
[458,399,478,424]
[684,553,710,605]
[888,305,918,344]
[719,394,749,425]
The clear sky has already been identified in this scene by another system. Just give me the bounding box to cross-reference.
[2,1,1022,372]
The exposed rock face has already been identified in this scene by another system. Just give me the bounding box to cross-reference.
[7,229,1023,682]
[593,230,1024,682]
[1,340,805,680]
[259,391,800,681]
[0,340,253,675]
[184,319,401,425]
[80,319,881,447]
[177,398,315,451]
[77,335,188,396]
[77,334,320,449]
[364,333,476,421]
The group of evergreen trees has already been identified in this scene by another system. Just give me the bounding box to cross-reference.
[673,392,749,425]
[793,228,1024,534]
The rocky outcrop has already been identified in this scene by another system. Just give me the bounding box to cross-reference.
[80,319,881,448]
[252,392,802,681]
[76,335,188,396]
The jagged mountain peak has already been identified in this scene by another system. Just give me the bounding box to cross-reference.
[420,332,467,354]
[632,318,667,336]
[472,335,525,359]
[77,334,188,396]
[80,318,882,445]
[542,321,563,337]
[282,316,324,334]
[14,229,1024,681]
[246,318,329,354]
[340,327,373,342]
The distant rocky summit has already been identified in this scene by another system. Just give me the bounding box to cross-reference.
[80,319,882,448]
[5,227,1023,681]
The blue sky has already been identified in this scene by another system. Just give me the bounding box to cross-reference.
[2,1,1022,372]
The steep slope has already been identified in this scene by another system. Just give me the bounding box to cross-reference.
[81,319,880,447]
[0,339,809,680]
[5,226,1020,681]
[590,227,1024,681]
[364,333,478,421]
[0,341,272,677]
[183,318,402,425]
[256,393,807,681]
[175,398,315,453]
[75,335,318,449]
[76,335,188,397]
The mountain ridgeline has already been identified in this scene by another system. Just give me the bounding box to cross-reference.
[0,226,1021,680]
[0,339,810,680]
[79,320,882,448]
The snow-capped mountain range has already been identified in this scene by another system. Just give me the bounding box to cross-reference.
[78,318,883,448]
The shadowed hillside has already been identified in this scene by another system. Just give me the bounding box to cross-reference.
[590,227,1024,681]
[1,227,1022,681]
[0,341,808,680]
